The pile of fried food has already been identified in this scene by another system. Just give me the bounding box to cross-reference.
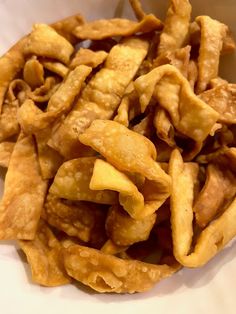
[0,0,236,294]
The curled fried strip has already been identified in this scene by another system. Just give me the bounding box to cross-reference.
[50,157,118,205]
[196,16,227,93]
[19,220,71,286]
[0,133,47,240]
[73,15,162,40]
[106,205,156,246]
[0,102,19,142]
[24,24,74,64]
[154,108,175,147]
[63,244,179,293]
[101,240,128,255]
[157,0,192,55]
[29,76,58,103]
[70,48,108,69]
[134,64,219,142]
[49,37,149,158]
[23,59,44,89]
[0,142,15,168]
[129,0,146,21]
[41,61,69,78]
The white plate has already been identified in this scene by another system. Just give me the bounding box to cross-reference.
[0,1,236,314]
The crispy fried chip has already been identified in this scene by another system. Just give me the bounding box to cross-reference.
[134,64,219,142]
[0,37,26,110]
[41,60,69,78]
[23,58,44,89]
[73,15,162,40]
[49,157,118,205]
[49,37,149,158]
[187,60,198,90]
[0,134,47,240]
[106,205,156,246]
[0,142,15,168]
[24,24,74,64]
[19,220,71,286]
[196,16,227,93]
[199,83,236,124]
[157,0,192,55]
[43,193,104,243]
[129,0,146,21]
[79,120,171,214]
[193,164,236,228]
[29,76,58,103]
[154,108,175,147]
[170,149,236,267]
[70,48,108,69]
[63,244,179,293]
[0,101,19,141]
[18,65,92,134]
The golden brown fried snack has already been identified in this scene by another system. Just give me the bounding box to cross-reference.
[41,60,69,78]
[0,37,26,110]
[70,48,108,69]
[63,244,179,293]
[23,58,44,89]
[154,108,175,147]
[0,102,19,142]
[101,239,128,255]
[29,76,58,103]
[194,164,236,228]
[49,37,149,158]
[129,0,146,21]
[0,142,15,168]
[24,24,74,64]
[134,64,219,142]
[106,205,156,246]
[19,220,71,286]
[50,157,118,205]
[73,15,162,40]
[196,16,227,93]
[157,0,192,55]
[199,84,236,124]
[0,133,47,240]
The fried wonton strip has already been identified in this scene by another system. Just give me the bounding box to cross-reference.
[90,159,145,219]
[0,102,19,141]
[7,79,31,105]
[199,84,236,124]
[73,14,162,40]
[134,64,219,142]
[129,0,146,21]
[132,114,153,138]
[101,240,128,255]
[18,65,92,134]
[106,205,156,246]
[196,16,227,93]
[35,129,63,179]
[49,37,149,158]
[19,220,71,286]
[170,149,236,267]
[52,13,85,44]
[154,108,175,147]
[23,59,44,89]
[29,77,58,103]
[79,120,171,214]
[0,37,26,111]
[63,244,179,293]
[187,60,198,90]
[0,142,15,168]
[157,0,192,55]
[24,24,74,64]
[193,164,236,228]
[43,193,101,243]
[41,61,69,78]
[0,134,47,240]
[70,48,108,69]
[50,157,118,205]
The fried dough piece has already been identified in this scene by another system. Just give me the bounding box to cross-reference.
[196,16,227,93]
[19,220,71,286]
[129,0,146,21]
[70,48,108,69]
[0,134,47,240]
[187,60,198,90]
[0,142,15,168]
[0,101,19,142]
[24,24,74,64]
[199,84,236,124]
[50,157,118,205]
[157,0,192,55]
[29,77,58,103]
[0,37,26,111]
[154,108,175,147]
[41,61,69,78]
[18,65,92,134]
[106,205,156,246]
[170,149,236,267]
[194,164,236,228]
[134,64,219,142]
[63,244,179,293]
[101,239,128,255]
[23,59,44,89]
[73,15,162,40]
[80,120,171,214]
[49,37,149,158]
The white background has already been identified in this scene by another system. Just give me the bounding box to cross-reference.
[0,1,236,314]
